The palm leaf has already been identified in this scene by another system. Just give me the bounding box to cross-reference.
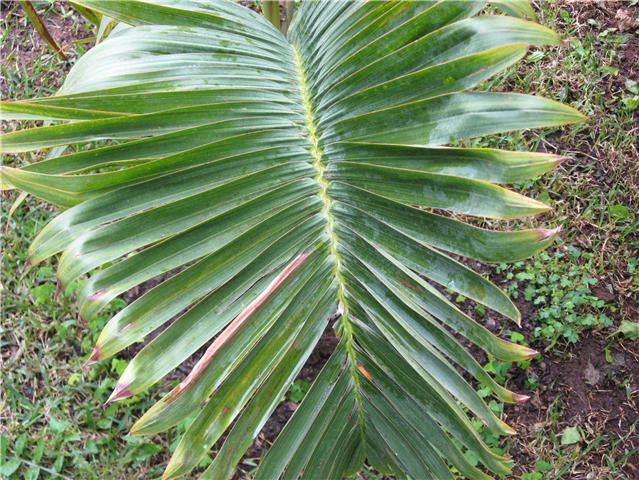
[19,1,68,60]
[69,0,103,26]
[491,0,537,20]
[0,1,584,479]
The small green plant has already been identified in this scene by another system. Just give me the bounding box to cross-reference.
[287,379,311,403]
[496,246,613,346]
[621,79,639,112]
[521,459,553,480]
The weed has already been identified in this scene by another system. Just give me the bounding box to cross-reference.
[287,379,311,403]
[495,245,615,347]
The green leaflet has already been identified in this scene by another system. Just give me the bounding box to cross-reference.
[350,319,511,476]
[337,226,534,385]
[0,100,125,121]
[0,1,584,479]
[327,91,584,145]
[358,359,491,480]
[23,125,301,175]
[491,0,537,20]
[5,88,294,120]
[0,102,298,153]
[332,184,559,262]
[343,265,513,435]
[74,0,283,45]
[318,43,529,121]
[253,343,352,480]
[77,192,320,319]
[331,198,521,321]
[306,1,486,98]
[19,0,68,60]
[328,161,550,219]
[25,139,309,262]
[326,143,561,184]
[57,166,313,281]
[317,14,559,103]
[95,211,325,363]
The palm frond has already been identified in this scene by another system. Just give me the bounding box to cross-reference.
[1,1,583,478]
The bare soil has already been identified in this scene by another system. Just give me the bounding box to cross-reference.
[0,0,93,99]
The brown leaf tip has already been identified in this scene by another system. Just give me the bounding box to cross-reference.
[512,392,531,404]
[106,383,132,404]
[513,308,522,327]
[82,346,101,368]
[356,363,373,382]
[524,348,540,359]
[538,226,562,241]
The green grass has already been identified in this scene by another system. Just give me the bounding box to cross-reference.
[1,1,638,479]
[0,1,92,101]
[1,200,174,479]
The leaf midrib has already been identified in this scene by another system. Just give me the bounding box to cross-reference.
[291,43,367,439]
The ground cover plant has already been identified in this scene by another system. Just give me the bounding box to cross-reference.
[3,0,634,478]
